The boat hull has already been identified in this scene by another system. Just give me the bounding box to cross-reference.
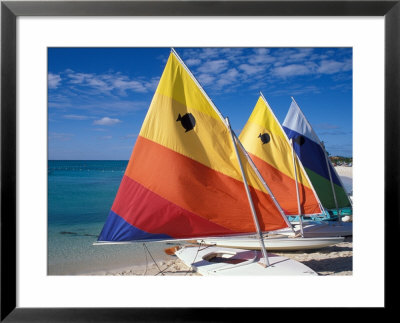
[197,236,344,251]
[175,246,318,276]
[275,221,352,238]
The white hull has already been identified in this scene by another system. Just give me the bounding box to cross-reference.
[275,221,352,238]
[197,235,344,251]
[175,246,317,276]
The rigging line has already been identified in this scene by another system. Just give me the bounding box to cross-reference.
[142,243,148,276]
[143,243,165,276]
[186,240,204,276]
[155,261,176,276]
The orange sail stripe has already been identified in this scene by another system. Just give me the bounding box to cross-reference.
[139,92,243,184]
[125,136,288,233]
[249,152,321,215]
[111,176,237,238]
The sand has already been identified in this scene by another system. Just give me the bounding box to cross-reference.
[92,258,202,276]
[334,165,352,178]
[88,166,352,276]
[87,236,352,276]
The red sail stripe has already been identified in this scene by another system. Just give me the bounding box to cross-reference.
[123,136,288,233]
[111,176,237,238]
[249,152,321,215]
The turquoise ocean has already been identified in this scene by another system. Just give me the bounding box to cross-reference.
[48,160,174,275]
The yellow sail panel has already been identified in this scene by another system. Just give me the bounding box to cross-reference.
[140,91,245,183]
[140,53,260,186]
[155,53,221,121]
[240,97,311,187]
[240,120,296,181]
[239,96,322,215]
[246,97,287,141]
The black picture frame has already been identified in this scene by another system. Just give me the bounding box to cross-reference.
[1,0,397,321]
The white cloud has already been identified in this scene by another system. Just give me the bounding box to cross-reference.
[48,73,61,89]
[217,68,240,87]
[198,48,221,59]
[67,72,92,84]
[64,70,156,95]
[197,59,229,74]
[63,114,92,120]
[271,64,313,78]
[253,48,270,55]
[197,73,215,86]
[248,49,275,65]
[179,48,350,95]
[87,78,109,89]
[185,58,201,66]
[318,60,349,74]
[287,48,315,62]
[93,117,121,126]
[113,78,148,93]
[238,64,265,75]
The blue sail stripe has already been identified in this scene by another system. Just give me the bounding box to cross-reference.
[98,210,172,242]
[283,127,342,186]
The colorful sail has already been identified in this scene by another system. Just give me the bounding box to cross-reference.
[98,51,288,242]
[282,98,352,211]
[239,95,322,216]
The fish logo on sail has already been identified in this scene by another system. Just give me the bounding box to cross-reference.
[239,95,322,216]
[258,133,270,144]
[282,98,352,210]
[176,113,196,132]
[293,135,305,146]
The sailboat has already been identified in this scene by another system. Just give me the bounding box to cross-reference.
[239,93,324,235]
[196,94,346,250]
[281,97,352,237]
[95,49,317,275]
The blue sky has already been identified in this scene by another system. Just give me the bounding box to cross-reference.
[48,47,352,159]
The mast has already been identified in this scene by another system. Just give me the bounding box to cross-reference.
[290,96,350,220]
[256,92,301,231]
[172,48,276,265]
[271,93,324,216]
[321,141,341,223]
[290,138,304,237]
[226,117,270,267]
[259,92,325,223]
[235,137,294,232]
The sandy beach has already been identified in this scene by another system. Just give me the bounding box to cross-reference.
[86,166,352,277]
[335,165,352,178]
[89,236,352,276]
